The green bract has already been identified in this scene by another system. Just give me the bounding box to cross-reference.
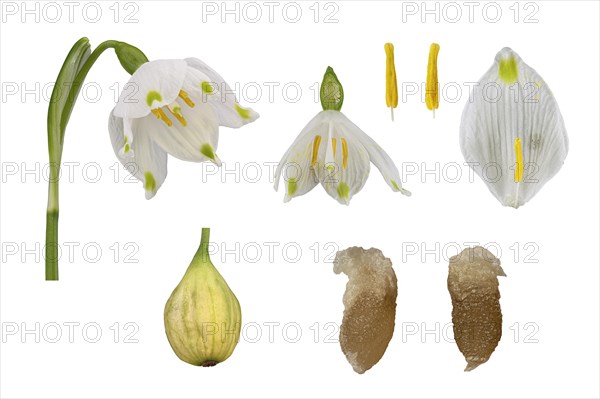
[46,38,92,280]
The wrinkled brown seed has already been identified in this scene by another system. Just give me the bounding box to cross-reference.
[448,246,506,371]
[334,247,397,374]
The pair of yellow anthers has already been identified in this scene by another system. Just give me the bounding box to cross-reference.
[384,42,440,120]
[311,136,348,169]
[151,90,196,127]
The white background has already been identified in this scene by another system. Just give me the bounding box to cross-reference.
[1,1,599,398]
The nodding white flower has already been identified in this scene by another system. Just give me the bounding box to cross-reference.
[274,67,410,205]
[109,58,259,199]
[460,48,568,208]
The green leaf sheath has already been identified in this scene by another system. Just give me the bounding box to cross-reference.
[47,37,90,165]
[60,41,148,135]
[59,40,119,137]
[45,38,148,280]
[45,37,92,281]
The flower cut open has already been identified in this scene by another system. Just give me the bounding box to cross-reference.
[109,58,259,199]
[460,48,568,208]
[274,67,410,205]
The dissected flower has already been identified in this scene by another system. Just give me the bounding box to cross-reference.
[109,58,259,199]
[460,47,568,208]
[274,67,410,205]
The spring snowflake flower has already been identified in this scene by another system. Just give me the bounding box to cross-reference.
[109,58,258,198]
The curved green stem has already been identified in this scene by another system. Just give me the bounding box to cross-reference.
[59,40,120,137]
[45,39,135,281]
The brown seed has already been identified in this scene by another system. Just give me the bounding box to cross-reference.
[448,246,506,371]
[334,247,397,374]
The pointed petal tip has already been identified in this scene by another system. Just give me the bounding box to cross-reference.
[118,147,135,159]
[212,156,222,167]
[400,188,411,197]
[496,47,520,62]
[144,190,156,200]
[335,194,350,206]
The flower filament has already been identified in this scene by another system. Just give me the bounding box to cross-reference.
[151,108,173,127]
[167,102,187,127]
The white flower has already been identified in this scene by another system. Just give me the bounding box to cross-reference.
[109,58,259,199]
[274,110,411,205]
[460,48,568,208]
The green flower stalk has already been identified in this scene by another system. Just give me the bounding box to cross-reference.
[45,38,148,280]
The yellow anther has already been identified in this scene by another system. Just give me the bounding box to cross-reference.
[426,43,440,117]
[311,135,322,167]
[151,108,173,127]
[341,138,348,169]
[167,103,187,127]
[178,90,195,108]
[514,137,524,183]
[332,138,337,158]
[384,43,398,121]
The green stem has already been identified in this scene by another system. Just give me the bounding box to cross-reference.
[45,211,59,280]
[45,39,120,281]
[193,228,212,265]
[60,40,120,138]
